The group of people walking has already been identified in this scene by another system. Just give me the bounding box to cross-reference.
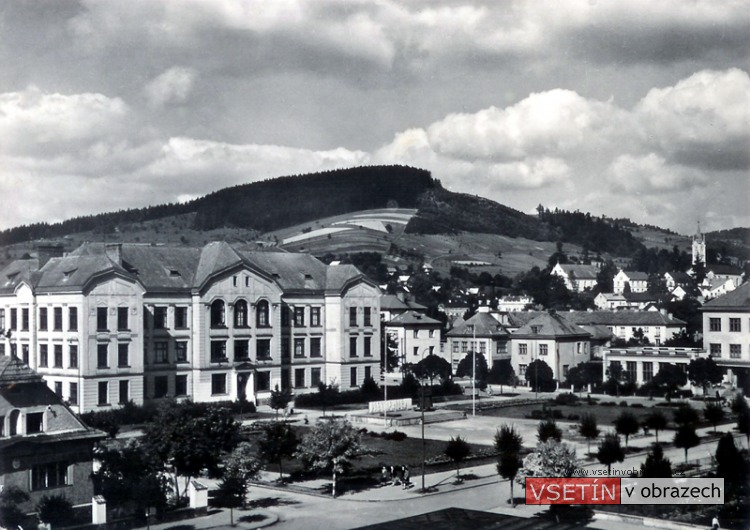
[381,464,411,489]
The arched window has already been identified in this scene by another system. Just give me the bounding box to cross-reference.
[210,300,226,328]
[256,300,270,327]
[234,300,248,328]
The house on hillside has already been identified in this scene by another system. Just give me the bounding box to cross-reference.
[497,295,533,312]
[613,270,648,294]
[0,355,105,511]
[445,310,510,372]
[510,311,592,383]
[702,282,750,391]
[664,271,693,291]
[550,263,599,292]
[0,242,381,412]
[385,311,443,369]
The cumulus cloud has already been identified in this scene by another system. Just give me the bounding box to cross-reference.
[145,67,197,108]
[606,153,708,193]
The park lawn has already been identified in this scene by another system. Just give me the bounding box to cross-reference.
[472,401,667,427]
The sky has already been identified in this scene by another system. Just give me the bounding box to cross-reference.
[1,0,749,235]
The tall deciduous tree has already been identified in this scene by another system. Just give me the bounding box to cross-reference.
[687,357,723,395]
[445,436,472,481]
[487,359,515,394]
[526,359,554,392]
[495,425,523,507]
[456,352,489,390]
[597,433,624,476]
[258,422,299,480]
[653,363,688,397]
[218,442,261,525]
[673,426,700,463]
[644,411,668,444]
[614,411,640,448]
[295,419,361,497]
[413,354,452,386]
[579,414,600,455]
[566,362,601,394]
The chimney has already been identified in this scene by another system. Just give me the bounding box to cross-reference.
[105,243,122,265]
[37,244,64,268]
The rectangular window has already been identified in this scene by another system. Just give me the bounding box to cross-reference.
[295,368,305,388]
[175,306,188,329]
[154,341,168,364]
[562,365,569,378]
[256,371,271,391]
[730,344,742,359]
[730,318,741,332]
[117,307,129,331]
[311,307,321,327]
[519,364,527,376]
[413,346,419,357]
[176,341,188,363]
[97,307,108,331]
[497,342,507,354]
[0,308,4,329]
[350,366,357,387]
[154,307,168,330]
[479,341,487,354]
[39,308,48,331]
[310,337,322,357]
[68,307,78,331]
[257,339,271,360]
[69,344,78,368]
[118,343,129,367]
[281,307,290,327]
[626,361,637,382]
[311,367,322,387]
[294,338,305,358]
[709,318,721,332]
[643,362,653,382]
[710,343,722,357]
[349,307,357,327]
[519,344,528,355]
[461,341,468,353]
[365,366,372,381]
[294,307,305,327]
[31,462,69,490]
[234,339,249,361]
[539,344,548,356]
[22,344,29,365]
[53,344,63,368]
[452,341,459,353]
[27,412,44,433]
[364,307,372,326]
[21,308,29,331]
[10,308,17,330]
[211,374,227,395]
[69,382,78,405]
[429,329,435,338]
[154,376,168,398]
[98,381,108,405]
[413,329,419,338]
[53,307,63,331]
[175,375,188,397]
[39,344,48,367]
[350,336,358,357]
[114,379,127,404]
[364,336,372,357]
[97,343,108,368]
[210,341,227,363]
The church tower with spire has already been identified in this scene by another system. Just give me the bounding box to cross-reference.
[692,221,706,264]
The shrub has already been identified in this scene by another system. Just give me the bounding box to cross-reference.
[37,494,75,528]
[555,393,579,406]
[630,403,644,408]
[383,431,408,441]
[600,401,616,407]
[619,401,629,407]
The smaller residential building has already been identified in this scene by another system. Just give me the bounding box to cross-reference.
[385,311,443,369]
[510,310,592,383]
[0,355,105,510]
[379,294,427,323]
[603,346,703,387]
[445,310,510,372]
[613,270,649,294]
[664,271,693,291]
[551,263,599,292]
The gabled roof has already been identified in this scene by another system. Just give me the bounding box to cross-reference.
[325,264,370,293]
[0,258,39,294]
[623,292,658,302]
[35,255,134,291]
[514,311,590,339]
[380,294,427,312]
[702,281,750,311]
[0,355,43,384]
[564,310,686,327]
[447,312,509,338]
[707,264,743,276]
[194,241,247,287]
[387,310,441,327]
[619,270,649,281]
[558,264,598,280]
[245,252,328,291]
[665,271,692,284]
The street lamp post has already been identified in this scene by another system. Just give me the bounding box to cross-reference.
[419,346,432,493]
[472,324,476,416]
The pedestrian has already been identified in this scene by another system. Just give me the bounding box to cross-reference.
[389,465,396,485]
[393,466,402,486]
[381,465,388,486]
[402,466,410,489]
[711,516,719,530]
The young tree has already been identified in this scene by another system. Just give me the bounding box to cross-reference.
[494,425,523,507]
[445,436,472,481]
[703,402,725,433]
[597,433,624,476]
[36,495,75,529]
[653,363,688,397]
[687,357,723,395]
[579,414,600,455]
[673,404,699,428]
[673,426,700,463]
[316,381,340,416]
[526,359,554,392]
[644,410,668,444]
[614,411,640,448]
[269,385,293,420]
[413,354,452,386]
[537,419,562,443]
[487,359,515,394]
[640,444,672,478]
[295,419,362,497]
[218,442,261,526]
[258,422,299,480]
[606,361,625,397]
[456,352,489,390]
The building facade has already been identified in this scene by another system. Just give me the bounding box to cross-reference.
[550,263,599,292]
[603,346,703,387]
[445,310,511,373]
[384,311,443,369]
[613,270,649,294]
[0,242,381,412]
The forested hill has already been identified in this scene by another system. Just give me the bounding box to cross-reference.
[0,164,645,257]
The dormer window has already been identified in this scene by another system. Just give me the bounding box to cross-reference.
[62,268,77,280]
[169,269,181,277]
[531,326,540,334]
